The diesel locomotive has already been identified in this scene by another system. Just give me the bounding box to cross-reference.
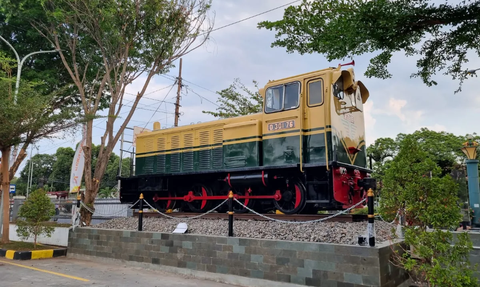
[119,63,372,214]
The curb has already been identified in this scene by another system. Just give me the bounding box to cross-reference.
[0,248,67,260]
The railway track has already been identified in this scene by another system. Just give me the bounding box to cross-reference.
[134,211,367,223]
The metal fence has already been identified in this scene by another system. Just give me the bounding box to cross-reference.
[10,197,133,224]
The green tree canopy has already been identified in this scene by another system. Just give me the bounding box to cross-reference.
[258,0,480,91]
[203,78,263,118]
[48,147,75,191]
[8,0,213,225]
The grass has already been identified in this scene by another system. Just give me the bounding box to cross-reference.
[0,241,56,251]
[10,220,71,228]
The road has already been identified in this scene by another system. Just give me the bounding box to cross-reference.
[0,257,237,287]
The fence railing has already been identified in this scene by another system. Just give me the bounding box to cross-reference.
[10,197,133,222]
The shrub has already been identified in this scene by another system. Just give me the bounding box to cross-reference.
[381,136,477,286]
[16,189,55,248]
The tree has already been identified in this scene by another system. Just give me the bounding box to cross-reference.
[203,78,263,118]
[15,188,55,248]
[0,0,88,180]
[48,147,75,191]
[380,136,477,286]
[258,0,480,91]
[18,154,55,191]
[19,0,212,225]
[0,55,77,243]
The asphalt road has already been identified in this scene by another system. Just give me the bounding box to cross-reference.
[0,257,237,287]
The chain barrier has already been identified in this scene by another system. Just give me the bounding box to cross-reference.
[376,210,400,225]
[142,198,229,221]
[233,197,367,224]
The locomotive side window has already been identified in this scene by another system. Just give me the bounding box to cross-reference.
[308,80,323,106]
[265,82,300,113]
[265,85,284,113]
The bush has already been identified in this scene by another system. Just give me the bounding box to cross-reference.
[16,189,55,248]
[381,136,477,286]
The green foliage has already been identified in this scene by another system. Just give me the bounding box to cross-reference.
[203,78,263,118]
[16,146,131,193]
[98,187,115,199]
[258,0,480,92]
[16,189,55,248]
[381,135,477,286]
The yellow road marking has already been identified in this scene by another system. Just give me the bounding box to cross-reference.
[0,259,90,282]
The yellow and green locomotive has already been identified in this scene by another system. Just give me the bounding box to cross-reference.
[120,63,372,214]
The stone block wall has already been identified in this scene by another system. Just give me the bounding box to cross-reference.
[68,228,408,287]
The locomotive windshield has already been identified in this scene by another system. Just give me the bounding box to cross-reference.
[265,82,300,113]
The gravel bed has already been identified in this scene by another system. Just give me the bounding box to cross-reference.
[92,217,395,245]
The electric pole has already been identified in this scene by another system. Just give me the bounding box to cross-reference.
[174,58,183,127]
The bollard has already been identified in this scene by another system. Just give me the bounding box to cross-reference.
[138,193,144,232]
[367,188,375,247]
[228,191,234,237]
[76,194,81,208]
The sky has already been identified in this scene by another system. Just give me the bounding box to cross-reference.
[19,0,480,176]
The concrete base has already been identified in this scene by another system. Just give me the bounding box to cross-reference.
[68,253,305,287]
[9,224,69,247]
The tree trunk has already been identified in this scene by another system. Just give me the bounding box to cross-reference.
[34,233,37,249]
[2,147,11,244]
[80,186,96,226]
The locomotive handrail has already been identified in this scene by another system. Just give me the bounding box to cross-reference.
[142,198,229,221]
[233,197,367,224]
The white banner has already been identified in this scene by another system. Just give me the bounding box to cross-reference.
[70,125,87,194]
[133,126,151,147]
[9,145,17,168]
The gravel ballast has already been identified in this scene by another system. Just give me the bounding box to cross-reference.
[92,217,395,245]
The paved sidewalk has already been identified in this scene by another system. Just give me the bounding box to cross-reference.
[0,257,237,287]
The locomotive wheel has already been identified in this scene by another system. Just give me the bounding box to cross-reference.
[187,183,213,213]
[233,187,255,213]
[273,180,306,214]
[153,191,176,212]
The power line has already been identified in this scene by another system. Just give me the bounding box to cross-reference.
[142,84,177,131]
[206,0,301,34]
[185,87,219,107]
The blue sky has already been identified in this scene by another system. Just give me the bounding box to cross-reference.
[21,0,480,175]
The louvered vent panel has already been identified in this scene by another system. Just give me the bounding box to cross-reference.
[156,154,166,173]
[157,138,166,150]
[184,133,194,147]
[144,157,154,174]
[213,129,223,144]
[183,133,194,171]
[171,135,180,148]
[199,150,211,170]
[212,129,223,169]
[170,135,180,172]
[199,131,210,146]
[146,138,154,151]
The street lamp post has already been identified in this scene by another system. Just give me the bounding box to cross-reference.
[461,136,480,227]
[0,35,58,103]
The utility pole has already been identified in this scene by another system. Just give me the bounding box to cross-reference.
[174,58,183,127]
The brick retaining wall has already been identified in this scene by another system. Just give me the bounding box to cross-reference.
[68,228,408,287]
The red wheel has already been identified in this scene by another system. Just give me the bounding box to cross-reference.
[273,180,306,214]
[153,191,176,212]
[187,183,212,213]
[233,187,255,213]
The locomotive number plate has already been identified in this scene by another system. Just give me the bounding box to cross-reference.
[268,120,295,131]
